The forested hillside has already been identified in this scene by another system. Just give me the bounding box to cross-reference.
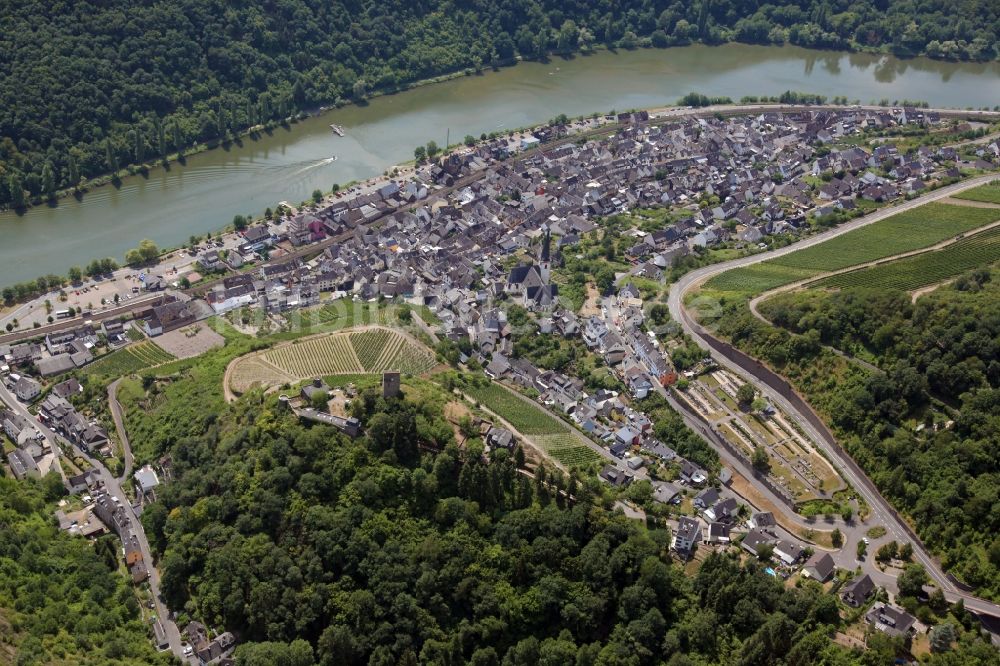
[1,0,999,208]
[730,268,1000,599]
[0,475,172,666]
[124,375,1000,665]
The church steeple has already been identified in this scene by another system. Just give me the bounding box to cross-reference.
[539,224,551,283]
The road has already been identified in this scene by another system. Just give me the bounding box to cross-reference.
[108,378,135,483]
[0,382,189,661]
[667,173,1000,621]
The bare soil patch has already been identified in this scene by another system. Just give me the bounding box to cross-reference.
[152,324,225,359]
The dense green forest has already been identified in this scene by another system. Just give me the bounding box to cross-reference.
[721,268,1000,598]
[0,475,173,666]
[2,0,999,208]
[128,378,996,665]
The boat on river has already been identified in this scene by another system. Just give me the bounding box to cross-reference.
[330,124,345,137]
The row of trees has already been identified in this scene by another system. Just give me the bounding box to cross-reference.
[2,0,998,209]
[1,239,160,308]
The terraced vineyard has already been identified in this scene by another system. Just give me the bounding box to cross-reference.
[705,202,1000,295]
[228,326,435,396]
[266,334,362,376]
[84,341,176,377]
[813,224,1000,291]
[350,329,394,370]
[953,182,1000,205]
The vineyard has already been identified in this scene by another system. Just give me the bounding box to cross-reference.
[705,202,1000,295]
[535,434,601,467]
[84,341,176,378]
[296,300,440,330]
[464,383,600,468]
[464,383,565,435]
[228,326,435,395]
[267,334,362,376]
[811,224,1000,291]
[350,329,393,370]
[953,182,1000,205]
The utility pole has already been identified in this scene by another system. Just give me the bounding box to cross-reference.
[446,128,450,152]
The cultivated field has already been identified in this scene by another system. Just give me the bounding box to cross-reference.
[464,382,600,467]
[84,341,176,377]
[227,326,435,395]
[952,182,1000,205]
[706,202,1000,295]
[812,224,1000,291]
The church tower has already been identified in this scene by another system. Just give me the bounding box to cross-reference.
[539,224,551,283]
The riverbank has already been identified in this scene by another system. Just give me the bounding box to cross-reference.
[3,43,1000,287]
[9,43,1000,217]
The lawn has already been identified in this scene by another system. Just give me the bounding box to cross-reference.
[812,223,1000,291]
[952,181,1000,205]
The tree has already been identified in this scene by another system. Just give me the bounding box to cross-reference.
[750,397,768,413]
[312,189,323,203]
[413,145,426,162]
[929,623,956,652]
[736,383,755,405]
[464,135,476,147]
[41,161,56,198]
[68,266,82,284]
[9,174,25,208]
[105,139,118,173]
[67,154,80,188]
[311,390,329,411]
[233,214,248,231]
[426,140,440,158]
[856,540,867,559]
[876,541,898,563]
[751,446,769,472]
[831,528,843,548]
[131,128,144,163]
[352,78,368,100]
[897,563,929,598]
[898,542,913,561]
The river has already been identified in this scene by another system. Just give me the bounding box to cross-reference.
[3,43,999,286]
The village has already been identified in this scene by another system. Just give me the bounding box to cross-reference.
[2,105,999,660]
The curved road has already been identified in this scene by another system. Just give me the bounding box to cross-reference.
[108,378,135,483]
[668,173,1000,621]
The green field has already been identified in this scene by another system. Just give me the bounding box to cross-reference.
[465,382,600,467]
[464,383,566,435]
[535,433,601,467]
[705,202,1000,295]
[812,224,1000,291]
[84,341,176,377]
[953,182,1000,205]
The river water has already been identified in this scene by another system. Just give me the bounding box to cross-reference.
[3,43,999,285]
